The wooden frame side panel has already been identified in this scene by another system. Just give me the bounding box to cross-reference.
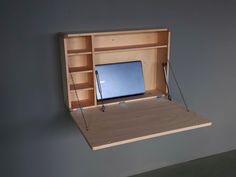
[59,35,71,109]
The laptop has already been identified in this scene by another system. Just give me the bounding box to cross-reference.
[95,60,145,100]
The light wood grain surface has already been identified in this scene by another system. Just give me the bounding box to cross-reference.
[71,97,212,150]
[60,28,170,109]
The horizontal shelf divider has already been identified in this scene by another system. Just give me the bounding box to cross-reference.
[70,83,94,91]
[69,66,93,73]
[94,44,168,54]
[64,28,169,37]
[67,49,92,56]
[71,100,94,109]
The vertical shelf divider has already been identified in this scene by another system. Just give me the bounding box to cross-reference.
[166,32,171,90]
[91,35,97,106]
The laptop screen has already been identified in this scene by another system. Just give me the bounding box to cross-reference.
[95,61,145,100]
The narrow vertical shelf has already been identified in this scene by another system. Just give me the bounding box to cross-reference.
[64,35,95,108]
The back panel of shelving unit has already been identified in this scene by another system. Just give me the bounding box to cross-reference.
[94,49,167,93]
[61,35,95,110]
[93,30,169,95]
[60,29,170,110]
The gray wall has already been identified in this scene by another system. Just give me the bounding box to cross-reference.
[1,0,236,177]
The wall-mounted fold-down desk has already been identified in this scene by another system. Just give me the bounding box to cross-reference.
[59,28,212,150]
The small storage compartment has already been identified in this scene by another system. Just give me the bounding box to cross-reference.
[94,31,169,53]
[69,72,95,109]
[68,54,93,72]
[71,89,95,109]
[66,36,92,54]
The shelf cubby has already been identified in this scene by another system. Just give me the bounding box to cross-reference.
[71,99,94,109]
[70,89,95,109]
[66,36,92,53]
[68,53,93,71]
[68,66,93,73]
[94,31,168,49]
[68,72,95,108]
[68,72,94,85]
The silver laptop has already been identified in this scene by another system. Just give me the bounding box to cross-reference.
[95,61,145,100]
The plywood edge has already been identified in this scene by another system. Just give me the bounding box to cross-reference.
[92,122,212,150]
[59,35,70,109]
[62,28,169,38]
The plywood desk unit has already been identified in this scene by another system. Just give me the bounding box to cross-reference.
[59,28,212,150]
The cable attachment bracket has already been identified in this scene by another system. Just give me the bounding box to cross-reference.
[69,71,89,131]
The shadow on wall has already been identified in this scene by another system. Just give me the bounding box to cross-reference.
[0,34,82,146]
[0,109,81,146]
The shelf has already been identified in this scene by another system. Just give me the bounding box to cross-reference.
[69,66,93,73]
[71,100,94,109]
[71,97,212,150]
[67,49,92,56]
[70,83,94,91]
[66,35,92,56]
[94,43,168,54]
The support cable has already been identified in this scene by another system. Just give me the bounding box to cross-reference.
[69,70,89,131]
[162,61,189,112]
[95,70,105,112]
[162,63,172,101]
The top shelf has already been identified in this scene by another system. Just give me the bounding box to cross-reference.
[94,43,168,54]
[67,49,92,56]
[67,43,168,55]
[63,28,169,37]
